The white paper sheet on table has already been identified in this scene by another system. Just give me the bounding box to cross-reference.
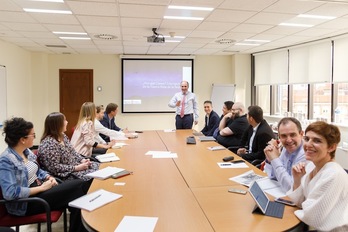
[114,216,158,232]
[256,178,286,198]
[152,153,177,158]
[145,151,171,156]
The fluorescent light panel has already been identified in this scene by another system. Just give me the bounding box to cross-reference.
[279,23,313,27]
[235,43,260,46]
[164,16,204,20]
[244,39,270,43]
[163,35,185,39]
[23,8,72,14]
[29,0,64,2]
[168,5,213,11]
[59,37,90,40]
[53,31,87,35]
[298,14,336,20]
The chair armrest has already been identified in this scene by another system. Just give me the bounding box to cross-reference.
[0,197,52,224]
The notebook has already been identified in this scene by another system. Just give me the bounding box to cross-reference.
[68,189,122,212]
[249,181,285,219]
[198,136,216,142]
[95,152,120,162]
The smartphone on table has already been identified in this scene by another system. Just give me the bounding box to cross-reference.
[274,197,296,206]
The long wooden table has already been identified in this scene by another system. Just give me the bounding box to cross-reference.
[82,130,300,232]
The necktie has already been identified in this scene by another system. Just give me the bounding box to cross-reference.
[180,94,186,118]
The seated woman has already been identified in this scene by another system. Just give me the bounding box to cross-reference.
[71,102,111,157]
[0,117,88,232]
[38,112,100,181]
[287,121,348,231]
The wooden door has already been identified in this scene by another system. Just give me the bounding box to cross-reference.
[59,69,93,139]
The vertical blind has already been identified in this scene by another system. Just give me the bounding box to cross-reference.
[254,50,288,86]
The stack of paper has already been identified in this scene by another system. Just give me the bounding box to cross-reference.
[207,146,225,151]
[69,189,122,211]
[86,166,125,179]
[95,152,120,162]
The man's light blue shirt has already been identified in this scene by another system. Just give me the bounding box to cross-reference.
[264,142,305,192]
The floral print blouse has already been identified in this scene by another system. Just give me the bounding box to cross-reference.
[38,134,99,181]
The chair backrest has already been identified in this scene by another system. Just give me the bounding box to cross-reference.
[0,189,8,218]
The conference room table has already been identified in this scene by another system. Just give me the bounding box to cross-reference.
[81,130,300,232]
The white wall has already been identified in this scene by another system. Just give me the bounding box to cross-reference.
[0,39,252,150]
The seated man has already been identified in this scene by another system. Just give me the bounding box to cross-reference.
[99,103,127,142]
[237,105,275,165]
[213,101,234,138]
[263,117,305,192]
[201,100,220,136]
[216,102,249,151]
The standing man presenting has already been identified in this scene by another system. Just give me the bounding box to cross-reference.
[168,81,199,129]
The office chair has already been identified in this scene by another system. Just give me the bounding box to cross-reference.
[0,188,67,232]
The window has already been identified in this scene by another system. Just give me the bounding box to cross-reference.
[335,83,348,124]
[292,84,308,120]
[313,83,331,122]
[274,84,288,116]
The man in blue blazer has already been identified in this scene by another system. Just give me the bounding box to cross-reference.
[237,105,275,165]
[201,100,220,136]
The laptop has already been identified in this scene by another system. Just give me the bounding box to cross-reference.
[249,181,285,219]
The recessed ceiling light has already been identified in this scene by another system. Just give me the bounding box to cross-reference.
[59,37,91,40]
[279,23,313,27]
[165,40,181,43]
[164,16,204,20]
[94,34,118,40]
[215,38,236,44]
[23,8,72,14]
[297,14,336,20]
[53,32,87,35]
[168,5,214,11]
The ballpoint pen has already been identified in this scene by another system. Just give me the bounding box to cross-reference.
[89,194,101,203]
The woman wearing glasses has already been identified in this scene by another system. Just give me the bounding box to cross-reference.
[288,121,348,231]
[0,117,88,232]
[38,112,100,181]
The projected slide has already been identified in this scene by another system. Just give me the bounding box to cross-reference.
[122,59,193,113]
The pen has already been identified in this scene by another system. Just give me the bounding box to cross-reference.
[231,160,245,164]
[89,194,101,202]
[221,163,232,166]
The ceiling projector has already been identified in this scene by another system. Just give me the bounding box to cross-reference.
[147,35,165,43]
[147,28,165,43]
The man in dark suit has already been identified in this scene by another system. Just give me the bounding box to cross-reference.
[237,105,275,165]
[201,100,219,136]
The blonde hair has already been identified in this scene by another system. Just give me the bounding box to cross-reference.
[76,102,96,128]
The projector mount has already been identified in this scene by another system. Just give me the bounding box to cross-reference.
[147,28,165,43]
